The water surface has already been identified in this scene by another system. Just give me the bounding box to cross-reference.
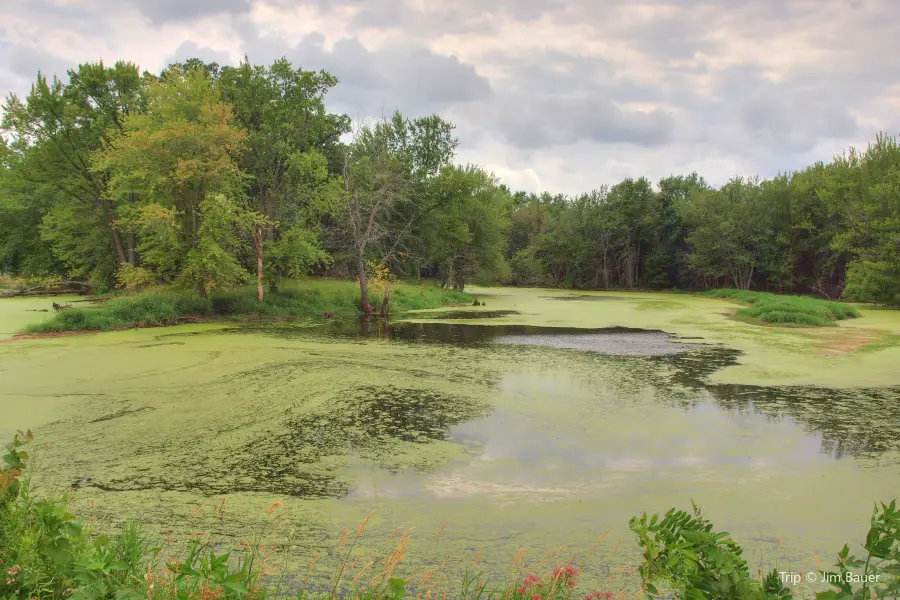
[1,289,898,594]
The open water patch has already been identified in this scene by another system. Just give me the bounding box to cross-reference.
[309,320,692,356]
[412,310,520,319]
[543,294,636,302]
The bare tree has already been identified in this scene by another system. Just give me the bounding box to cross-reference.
[342,120,408,313]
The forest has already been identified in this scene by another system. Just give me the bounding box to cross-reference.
[2,56,899,307]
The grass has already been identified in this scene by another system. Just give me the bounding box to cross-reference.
[22,280,473,334]
[705,289,860,327]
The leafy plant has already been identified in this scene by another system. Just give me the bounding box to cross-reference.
[815,500,900,600]
[629,501,791,599]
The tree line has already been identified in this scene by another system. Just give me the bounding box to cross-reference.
[1,57,899,307]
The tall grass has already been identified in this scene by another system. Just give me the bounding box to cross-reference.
[23,280,472,334]
[705,289,860,327]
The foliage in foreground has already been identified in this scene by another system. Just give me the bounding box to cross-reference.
[630,500,900,600]
[705,289,860,327]
[22,281,472,333]
[3,432,899,600]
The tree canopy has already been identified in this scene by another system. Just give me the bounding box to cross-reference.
[2,56,900,305]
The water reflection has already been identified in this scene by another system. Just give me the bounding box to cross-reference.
[650,346,900,461]
[317,319,688,356]
[240,320,900,464]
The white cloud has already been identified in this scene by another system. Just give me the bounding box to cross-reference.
[1,0,898,193]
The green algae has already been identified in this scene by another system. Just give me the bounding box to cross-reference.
[1,288,899,593]
[0,295,80,339]
[454,287,900,387]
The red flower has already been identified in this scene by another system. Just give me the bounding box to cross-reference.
[567,580,577,589]
[517,586,527,594]
[532,595,542,600]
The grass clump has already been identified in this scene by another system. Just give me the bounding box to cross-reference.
[706,289,860,327]
[23,280,473,334]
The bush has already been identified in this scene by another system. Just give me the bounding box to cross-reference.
[508,249,543,285]
[705,289,860,327]
[23,281,473,334]
[631,500,900,600]
[843,260,900,307]
[115,264,157,291]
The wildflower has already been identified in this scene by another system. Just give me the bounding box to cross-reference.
[568,580,577,589]
[532,595,542,600]
[517,586,527,594]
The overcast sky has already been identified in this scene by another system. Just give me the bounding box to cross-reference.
[2,0,898,195]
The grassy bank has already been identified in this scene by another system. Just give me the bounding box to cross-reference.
[2,432,897,600]
[706,289,860,327]
[22,280,472,334]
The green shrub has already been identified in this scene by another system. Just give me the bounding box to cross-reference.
[705,289,860,327]
[22,280,473,334]
[631,499,900,600]
[843,260,900,307]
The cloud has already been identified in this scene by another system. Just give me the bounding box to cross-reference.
[484,95,674,149]
[130,0,252,24]
[165,41,234,69]
[238,30,493,117]
[1,0,899,193]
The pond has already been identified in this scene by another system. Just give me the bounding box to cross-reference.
[1,288,899,594]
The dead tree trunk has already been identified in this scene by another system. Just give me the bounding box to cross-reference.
[252,226,264,303]
[380,281,391,319]
[357,248,373,313]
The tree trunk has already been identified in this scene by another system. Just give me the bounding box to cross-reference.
[127,233,135,265]
[126,192,136,265]
[356,247,372,313]
[100,200,128,264]
[380,281,391,320]
[111,227,128,265]
[253,228,264,303]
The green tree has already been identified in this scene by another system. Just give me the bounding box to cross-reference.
[341,111,457,311]
[1,61,143,286]
[217,57,347,296]
[832,134,900,305]
[92,66,250,292]
[421,165,511,290]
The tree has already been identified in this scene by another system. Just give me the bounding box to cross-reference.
[1,61,142,286]
[341,111,457,312]
[833,134,900,305]
[92,66,252,294]
[682,178,770,290]
[421,165,511,290]
[217,57,346,296]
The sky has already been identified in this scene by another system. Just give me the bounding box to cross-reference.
[1,0,898,195]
